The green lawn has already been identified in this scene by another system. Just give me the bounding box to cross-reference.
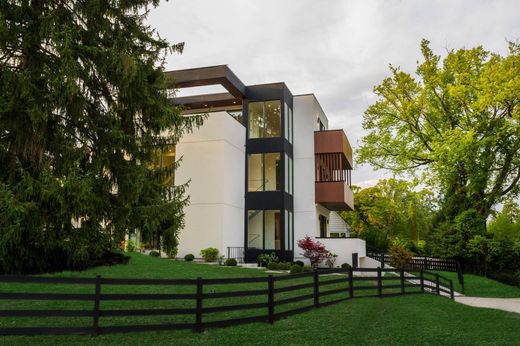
[0,253,519,345]
[427,270,520,298]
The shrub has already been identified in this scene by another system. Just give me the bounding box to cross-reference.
[294,260,304,267]
[126,240,135,252]
[200,247,219,262]
[257,252,279,267]
[302,266,312,272]
[225,258,238,266]
[184,254,195,262]
[277,262,291,271]
[389,244,414,269]
[218,255,225,265]
[149,250,160,257]
[267,262,279,270]
[341,263,352,270]
[297,236,330,268]
[290,264,303,274]
[166,247,178,259]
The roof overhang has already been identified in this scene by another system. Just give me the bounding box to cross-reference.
[165,65,245,110]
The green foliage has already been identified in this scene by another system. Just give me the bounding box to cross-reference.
[277,262,292,271]
[294,260,305,267]
[290,264,303,274]
[200,248,219,262]
[149,251,160,257]
[341,179,436,251]
[126,240,136,253]
[225,258,237,266]
[184,254,195,262]
[341,263,352,270]
[0,1,202,273]
[302,266,313,272]
[267,262,279,270]
[358,41,520,274]
[388,244,414,269]
[257,252,279,267]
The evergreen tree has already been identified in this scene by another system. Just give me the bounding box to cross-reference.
[0,1,199,273]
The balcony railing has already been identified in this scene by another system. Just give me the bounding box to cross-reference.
[314,130,354,211]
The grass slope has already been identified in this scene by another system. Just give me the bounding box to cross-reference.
[429,271,520,298]
[0,253,519,345]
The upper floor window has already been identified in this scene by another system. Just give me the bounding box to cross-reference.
[249,100,281,138]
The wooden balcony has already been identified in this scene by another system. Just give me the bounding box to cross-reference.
[315,181,354,211]
[314,129,353,169]
[314,129,354,211]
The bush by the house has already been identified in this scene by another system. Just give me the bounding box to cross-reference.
[302,266,313,272]
[257,252,279,267]
[184,254,195,262]
[267,262,279,270]
[225,258,237,266]
[290,264,303,274]
[293,260,304,267]
[149,250,160,257]
[277,262,292,271]
[126,240,135,252]
[341,263,352,270]
[389,244,413,269]
[200,247,219,262]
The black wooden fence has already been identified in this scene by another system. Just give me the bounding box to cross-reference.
[0,268,453,337]
[367,249,464,292]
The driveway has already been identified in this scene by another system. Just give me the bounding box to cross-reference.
[455,296,520,314]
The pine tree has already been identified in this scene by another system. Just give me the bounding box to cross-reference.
[0,1,198,273]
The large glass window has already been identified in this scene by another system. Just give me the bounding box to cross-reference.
[247,210,281,250]
[247,210,263,249]
[284,103,293,144]
[152,145,175,186]
[284,154,293,195]
[248,153,281,192]
[248,100,281,138]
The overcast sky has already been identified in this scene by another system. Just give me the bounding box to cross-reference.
[148,0,519,188]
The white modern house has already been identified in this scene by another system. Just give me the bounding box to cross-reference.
[138,65,367,267]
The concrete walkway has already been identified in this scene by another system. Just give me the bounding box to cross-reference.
[455,296,520,314]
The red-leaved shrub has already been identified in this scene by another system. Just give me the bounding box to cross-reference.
[297,236,330,268]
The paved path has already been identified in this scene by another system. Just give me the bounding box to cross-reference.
[455,296,520,314]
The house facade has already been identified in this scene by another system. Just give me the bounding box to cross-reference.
[141,65,366,266]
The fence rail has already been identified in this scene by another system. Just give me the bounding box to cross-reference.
[367,249,464,292]
[0,268,453,337]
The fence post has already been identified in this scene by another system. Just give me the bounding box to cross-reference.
[348,268,354,298]
[380,254,385,269]
[435,274,440,295]
[313,270,320,307]
[268,275,274,324]
[91,275,101,337]
[377,267,382,297]
[420,270,424,293]
[424,257,428,270]
[195,277,203,332]
[449,280,454,300]
[400,268,405,295]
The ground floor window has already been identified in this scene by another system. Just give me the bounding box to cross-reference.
[247,210,282,250]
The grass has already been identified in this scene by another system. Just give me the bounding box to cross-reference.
[0,253,519,345]
[427,270,520,298]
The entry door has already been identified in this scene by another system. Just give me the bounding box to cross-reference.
[319,215,327,237]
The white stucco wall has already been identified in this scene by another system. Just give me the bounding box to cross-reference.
[292,94,365,267]
[175,112,245,258]
[293,94,326,244]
